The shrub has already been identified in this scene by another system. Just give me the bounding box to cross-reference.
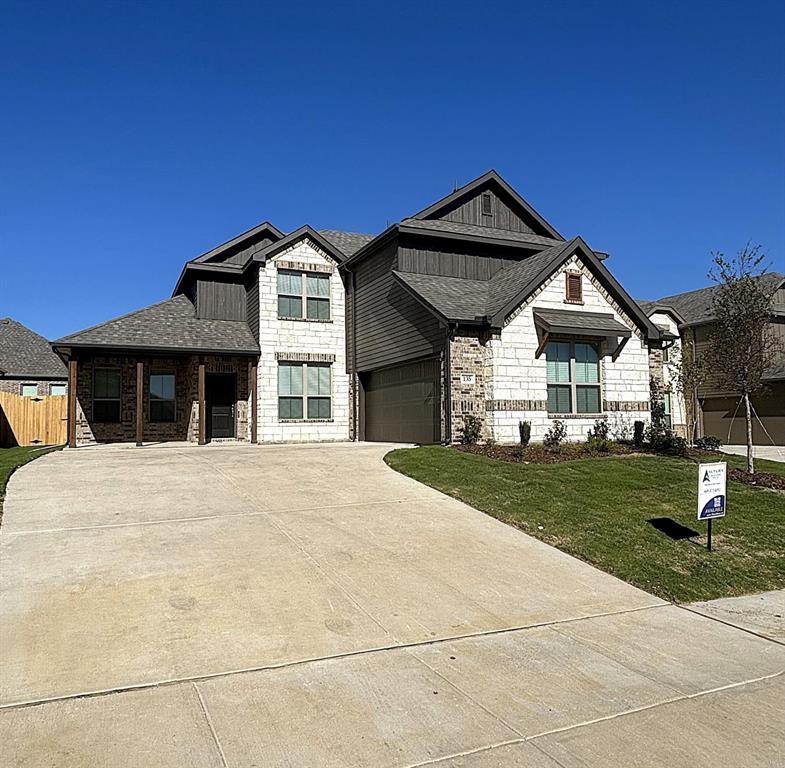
[695,435,722,451]
[633,420,645,447]
[587,437,612,453]
[518,420,531,449]
[587,418,609,441]
[460,414,483,445]
[543,420,567,452]
[608,413,632,442]
[653,433,688,456]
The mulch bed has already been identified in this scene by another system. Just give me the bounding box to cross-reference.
[728,468,785,492]
[455,442,635,465]
[455,443,785,491]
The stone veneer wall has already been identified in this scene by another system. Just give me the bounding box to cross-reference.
[74,354,249,446]
[482,255,652,443]
[255,238,350,442]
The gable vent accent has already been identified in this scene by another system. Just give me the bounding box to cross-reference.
[565,272,583,303]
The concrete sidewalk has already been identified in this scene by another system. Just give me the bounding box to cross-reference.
[1,443,783,767]
[721,444,785,463]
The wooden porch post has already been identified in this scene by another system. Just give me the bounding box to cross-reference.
[198,360,206,445]
[250,359,258,444]
[135,360,144,447]
[67,358,78,448]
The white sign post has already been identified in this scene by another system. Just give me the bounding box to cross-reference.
[698,462,726,551]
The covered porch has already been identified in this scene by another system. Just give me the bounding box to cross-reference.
[59,352,258,447]
[52,294,261,447]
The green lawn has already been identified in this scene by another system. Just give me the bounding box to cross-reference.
[385,446,785,603]
[0,446,59,524]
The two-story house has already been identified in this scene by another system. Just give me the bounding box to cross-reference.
[640,273,785,445]
[54,171,667,447]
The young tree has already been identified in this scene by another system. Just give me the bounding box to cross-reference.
[706,244,779,473]
[671,339,706,445]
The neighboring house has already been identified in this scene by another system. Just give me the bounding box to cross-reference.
[0,318,68,396]
[640,272,785,445]
[53,170,667,447]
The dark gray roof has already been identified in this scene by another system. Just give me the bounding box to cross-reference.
[0,318,67,378]
[533,308,632,338]
[640,272,785,326]
[399,218,564,248]
[393,241,576,323]
[54,295,260,355]
[393,271,490,322]
[319,230,376,257]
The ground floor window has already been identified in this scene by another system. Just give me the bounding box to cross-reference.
[150,373,176,422]
[20,383,38,396]
[94,368,121,422]
[546,340,601,414]
[278,362,332,419]
[663,392,672,429]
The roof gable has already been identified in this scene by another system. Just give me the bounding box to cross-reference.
[192,221,284,265]
[0,318,67,378]
[410,170,563,239]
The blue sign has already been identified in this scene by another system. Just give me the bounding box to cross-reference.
[699,494,726,520]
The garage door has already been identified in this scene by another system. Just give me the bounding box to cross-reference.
[363,358,440,444]
[701,384,785,445]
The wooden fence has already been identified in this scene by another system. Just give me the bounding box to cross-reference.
[0,392,68,447]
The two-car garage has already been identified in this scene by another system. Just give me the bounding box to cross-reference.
[360,358,441,444]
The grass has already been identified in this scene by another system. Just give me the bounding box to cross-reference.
[0,446,59,525]
[385,446,785,603]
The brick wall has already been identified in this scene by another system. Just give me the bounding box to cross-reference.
[73,354,250,446]
[449,332,489,442]
[0,378,67,396]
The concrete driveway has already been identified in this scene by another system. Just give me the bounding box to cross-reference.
[1,443,783,767]
[721,445,785,462]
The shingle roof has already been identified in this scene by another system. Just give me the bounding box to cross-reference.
[0,318,67,378]
[319,230,376,257]
[640,272,784,326]
[54,295,260,354]
[399,218,564,249]
[393,241,576,323]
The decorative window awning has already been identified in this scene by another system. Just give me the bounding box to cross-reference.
[533,308,632,339]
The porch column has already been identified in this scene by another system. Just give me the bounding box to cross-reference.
[67,358,77,448]
[135,360,144,446]
[249,359,257,444]
[198,360,206,445]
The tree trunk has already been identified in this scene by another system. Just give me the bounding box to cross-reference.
[744,391,754,474]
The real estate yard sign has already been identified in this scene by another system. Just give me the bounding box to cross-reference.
[698,462,726,551]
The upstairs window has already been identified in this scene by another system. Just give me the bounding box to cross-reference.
[277,270,331,320]
[150,373,176,422]
[50,384,66,396]
[278,362,332,420]
[20,384,38,397]
[546,341,601,414]
[481,192,493,216]
[94,369,121,422]
[565,272,583,303]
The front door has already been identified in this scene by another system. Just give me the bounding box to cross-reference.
[206,373,236,439]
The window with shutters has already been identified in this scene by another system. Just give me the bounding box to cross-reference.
[565,272,583,303]
[278,362,332,420]
[277,269,331,320]
[546,341,602,414]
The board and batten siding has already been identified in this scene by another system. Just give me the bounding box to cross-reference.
[427,188,539,234]
[196,280,246,321]
[352,241,445,372]
[246,272,260,343]
[398,239,527,280]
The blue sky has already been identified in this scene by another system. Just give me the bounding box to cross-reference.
[1,0,784,340]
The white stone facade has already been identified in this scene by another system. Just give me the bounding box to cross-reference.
[254,238,350,442]
[649,310,687,434]
[484,255,652,443]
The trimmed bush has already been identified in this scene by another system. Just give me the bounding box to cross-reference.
[460,414,483,445]
[543,420,567,452]
[518,420,531,448]
[633,420,645,447]
[695,435,722,451]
